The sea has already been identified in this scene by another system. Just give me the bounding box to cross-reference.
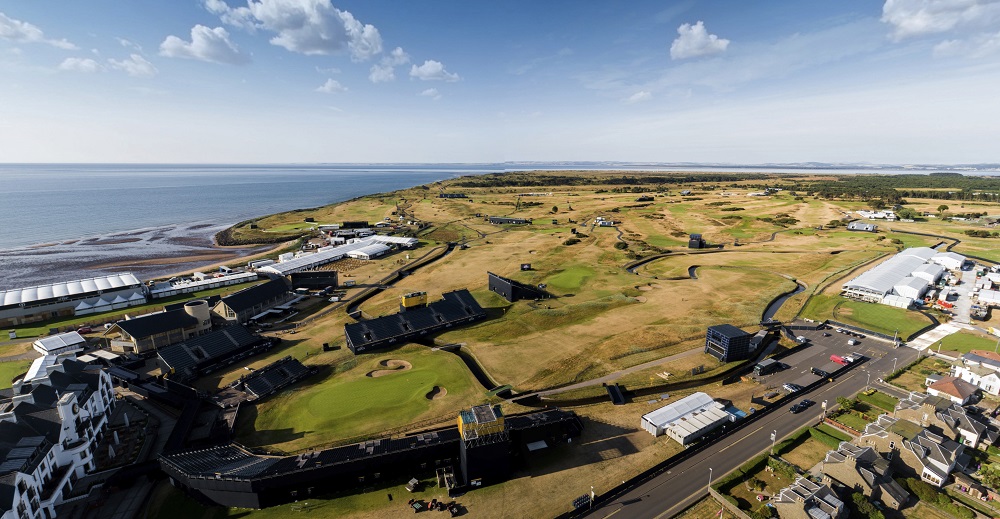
[0,164,498,288]
[2,162,997,289]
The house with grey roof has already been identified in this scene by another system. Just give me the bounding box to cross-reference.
[895,391,998,448]
[859,414,964,487]
[820,442,909,510]
[773,477,847,519]
[953,360,1000,396]
[0,354,115,519]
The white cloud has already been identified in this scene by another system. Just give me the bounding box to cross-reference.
[670,21,729,60]
[0,11,77,49]
[933,30,1000,57]
[410,60,460,82]
[625,91,652,103]
[315,65,340,74]
[881,0,1000,41]
[107,53,158,77]
[419,88,441,100]
[369,46,409,83]
[116,37,142,51]
[315,78,347,93]
[207,0,383,61]
[160,25,249,65]
[58,57,102,73]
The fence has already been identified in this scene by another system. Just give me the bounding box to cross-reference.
[707,487,753,519]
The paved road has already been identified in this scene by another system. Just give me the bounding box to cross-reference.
[583,345,919,519]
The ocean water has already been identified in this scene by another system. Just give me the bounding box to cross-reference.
[0,164,497,287]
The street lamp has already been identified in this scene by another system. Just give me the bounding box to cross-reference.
[892,357,898,374]
[821,400,828,421]
[770,430,777,455]
[866,371,871,390]
[708,468,713,489]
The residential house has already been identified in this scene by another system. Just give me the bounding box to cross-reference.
[895,392,998,448]
[820,441,909,510]
[859,415,964,487]
[0,355,115,519]
[926,375,979,405]
[773,477,847,519]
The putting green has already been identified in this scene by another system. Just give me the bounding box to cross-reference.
[243,346,481,451]
[546,265,595,291]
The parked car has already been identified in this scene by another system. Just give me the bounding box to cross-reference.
[811,368,829,377]
[783,383,802,393]
[76,326,92,334]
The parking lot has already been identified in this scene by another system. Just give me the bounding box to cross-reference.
[753,321,904,400]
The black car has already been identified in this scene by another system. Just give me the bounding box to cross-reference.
[811,367,829,377]
[789,404,804,414]
[799,399,815,407]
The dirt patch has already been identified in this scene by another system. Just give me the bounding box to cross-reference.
[366,359,413,378]
[635,296,647,303]
[425,386,447,400]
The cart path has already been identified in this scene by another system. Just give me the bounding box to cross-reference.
[533,346,704,397]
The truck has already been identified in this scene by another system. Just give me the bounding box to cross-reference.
[831,354,849,365]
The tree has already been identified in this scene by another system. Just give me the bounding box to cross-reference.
[614,241,628,250]
[896,207,918,219]
[938,204,949,215]
[836,396,856,411]
[552,205,559,213]
[868,199,886,210]
[979,463,1000,489]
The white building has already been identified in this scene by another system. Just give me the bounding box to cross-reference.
[640,392,734,445]
[0,273,145,328]
[346,243,391,260]
[979,290,1000,307]
[926,376,979,405]
[911,263,945,284]
[258,235,417,276]
[952,365,1000,396]
[930,251,966,271]
[32,332,87,356]
[893,276,930,300]
[0,355,115,519]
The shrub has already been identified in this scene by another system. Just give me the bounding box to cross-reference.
[614,241,628,250]
[563,238,581,246]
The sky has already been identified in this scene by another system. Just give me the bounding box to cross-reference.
[1,0,999,164]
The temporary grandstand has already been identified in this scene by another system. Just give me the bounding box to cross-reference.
[0,272,145,327]
[841,247,942,306]
[156,325,272,381]
[160,407,583,509]
[344,289,487,353]
[150,272,258,299]
[640,392,735,445]
[256,236,417,276]
[239,357,314,401]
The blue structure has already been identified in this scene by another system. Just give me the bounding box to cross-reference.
[704,324,753,362]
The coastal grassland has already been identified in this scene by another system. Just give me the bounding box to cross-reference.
[235,345,482,452]
[3,280,266,341]
[0,359,33,389]
[799,294,931,337]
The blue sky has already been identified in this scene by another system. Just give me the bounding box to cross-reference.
[1,0,998,164]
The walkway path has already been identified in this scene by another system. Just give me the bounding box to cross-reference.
[534,346,704,397]
[906,322,967,351]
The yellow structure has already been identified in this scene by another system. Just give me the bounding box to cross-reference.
[458,404,506,440]
[401,291,428,308]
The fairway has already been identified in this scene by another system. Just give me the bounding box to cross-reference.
[240,345,482,452]
[545,265,595,292]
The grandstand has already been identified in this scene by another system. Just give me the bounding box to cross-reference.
[240,357,314,401]
[487,272,549,303]
[160,407,583,509]
[344,289,487,353]
[841,247,943,307]
[156,325,273,381]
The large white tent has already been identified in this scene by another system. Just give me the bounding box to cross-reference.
[640,392,734,445]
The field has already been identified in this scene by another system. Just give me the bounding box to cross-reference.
[0,359,33,389]
[149,171,1000,517]
[799,293,932,338]
[236,345,482,452]
[939,329,1000,354]
[889,356,952,393]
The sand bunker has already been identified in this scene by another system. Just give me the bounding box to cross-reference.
[367,359,413,378]
[425,386,447,400]
[635,296,647,303]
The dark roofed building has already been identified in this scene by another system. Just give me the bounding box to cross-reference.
[488,217,531,225]
[704,324,753,362]
[688,233,705,249]
[103,308,203,354]
[157,325,271,382]
[487,272,549,303]
[820,442,909,510]
[212,278,292,324]
[345,289,486,353]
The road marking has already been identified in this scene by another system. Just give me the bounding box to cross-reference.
[600,508,622,518]
[719,425,764,452]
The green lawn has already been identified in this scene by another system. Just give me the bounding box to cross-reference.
[815,423,852,442]
[238,345,482,452]
[939,330,999,354]
[0,359,33,389]
[833,412,872,433]
[858,390,899,412]
[799,294,930,338]
[544,265,596,292]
